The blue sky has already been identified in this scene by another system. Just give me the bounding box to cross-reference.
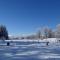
[0,0,60,35]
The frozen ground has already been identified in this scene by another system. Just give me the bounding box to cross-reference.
[0,38,60,60]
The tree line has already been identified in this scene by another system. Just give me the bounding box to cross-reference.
[25,24,60,39]
[36,24,60,39]
[0,24,60,40]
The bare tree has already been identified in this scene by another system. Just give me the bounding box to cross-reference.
[43,27,49,38]
[48,29,53,38]
[36,29,41,39]
[43,27,53,38]
[55,24,60,38]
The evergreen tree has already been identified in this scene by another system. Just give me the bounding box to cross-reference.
[0,25,8,40]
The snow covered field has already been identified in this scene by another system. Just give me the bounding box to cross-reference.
[0,38,60,60]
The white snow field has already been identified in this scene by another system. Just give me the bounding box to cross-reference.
[0,38,60,60]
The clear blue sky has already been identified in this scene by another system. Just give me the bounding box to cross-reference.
[0,0,60,35]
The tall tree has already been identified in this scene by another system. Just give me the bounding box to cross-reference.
[56,24,60,38]
[0,25,9,40]
[44,27,49,38]
[43,27,53,38]
[36,29,41,39]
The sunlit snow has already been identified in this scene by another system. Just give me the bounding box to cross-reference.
[0,38,60,60]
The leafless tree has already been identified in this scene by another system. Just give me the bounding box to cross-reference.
[43,27,53,38]
[55,24,60,38]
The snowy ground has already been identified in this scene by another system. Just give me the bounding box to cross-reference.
[0,38,60,60]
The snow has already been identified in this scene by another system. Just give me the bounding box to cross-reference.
[4,38,58,43]
[0,38,60,60]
